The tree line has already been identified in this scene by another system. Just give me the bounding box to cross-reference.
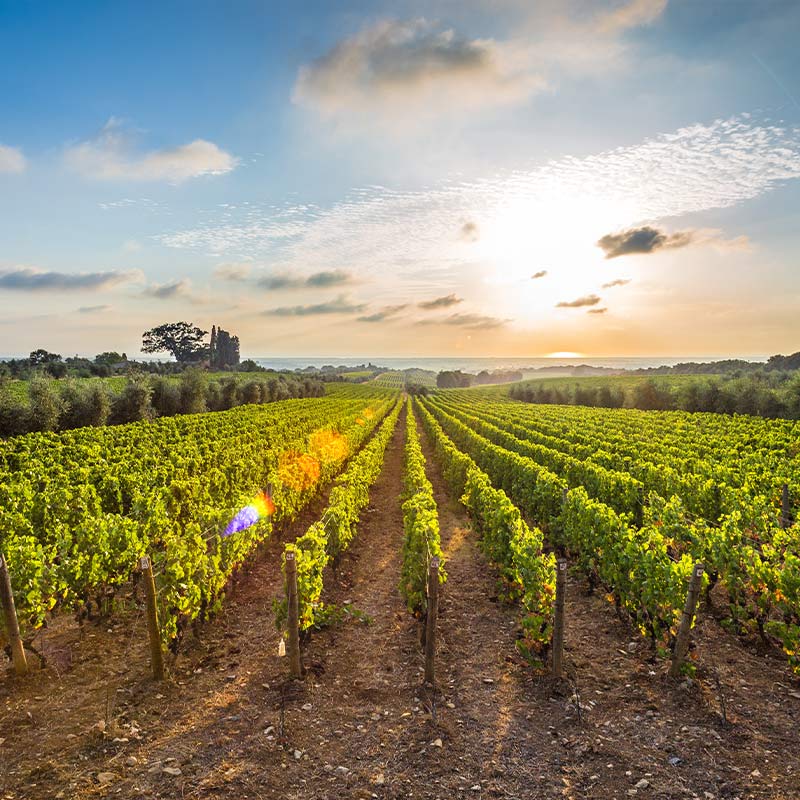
[436,369,524,388]
[509,371,800,420]
[0,371,325,438]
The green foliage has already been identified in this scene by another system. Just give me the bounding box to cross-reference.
[507,368,800,420]
[283,400,403,631]
[178,368,208,414]
[399,399,445,615]
[28,375,62,432]
[309,601,373,629]
[422,391,800,672]
[415,399,555,660]
[112,375,154,424]
[0,386,399,652]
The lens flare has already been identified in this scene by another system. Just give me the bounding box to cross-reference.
[253,490,276,517]
[278,450,321,493]
[223,489,275,536]
[309,429,349,464]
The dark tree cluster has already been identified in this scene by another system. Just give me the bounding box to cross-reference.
[474,369,523,385]
[436,368,523,388]
[209,325,240,368]
[436,370,474,388]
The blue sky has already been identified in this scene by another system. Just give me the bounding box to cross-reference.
[1,0,799,358]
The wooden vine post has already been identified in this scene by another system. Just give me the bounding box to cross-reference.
[0,552,28,676]
[424,556,440,686]
[669,562,704,678]
[285,551,302,679]
[139,556,165,681]
[552,558,567,679]
[781,483,791,529]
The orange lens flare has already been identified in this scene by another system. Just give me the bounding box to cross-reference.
[278,450,321,493]
[308,429,349,464]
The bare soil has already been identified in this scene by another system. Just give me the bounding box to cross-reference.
[1,406,799,800]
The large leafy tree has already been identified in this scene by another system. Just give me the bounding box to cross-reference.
[141,322,209,363]
[29,349,62,365]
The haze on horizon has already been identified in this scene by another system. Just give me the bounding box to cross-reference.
[1,0,799,360]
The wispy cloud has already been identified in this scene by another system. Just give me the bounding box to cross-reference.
[142,279,193,300]
[214,262,253,281]
[262,294,366,317]
[357,304,408,322]
[257,269,354,290]
[418,312,509,329]
[158,115,799,285]
[601,278,631,288]
[419,293,463,310]
[0,144,26,174]
[98,197,164,211]
[66,118,237,182]
[77,304,112,314]
[531,270,548,279]
[598,0,668,33]
[557,294,602,308]
[0,266,142,292]
[587,307,608,315]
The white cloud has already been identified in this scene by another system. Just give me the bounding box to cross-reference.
[142,278,195,300]
[65,119,238,182]
[598,0,669,33]
[0,144,26,174]
[214,262,253,281]
[292,3,669,128]
[294,18,545,121]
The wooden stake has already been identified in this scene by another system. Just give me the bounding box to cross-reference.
[424,556,440,686]
[781,483,791,530]
[552,558,567,679]
[0,553,28,676]
[139,556,165,681]
[669,562,704,678]
[285,551,302,679]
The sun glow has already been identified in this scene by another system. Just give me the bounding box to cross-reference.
[470,187,638,321]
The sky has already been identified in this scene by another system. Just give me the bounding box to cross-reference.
[1,0,799,359]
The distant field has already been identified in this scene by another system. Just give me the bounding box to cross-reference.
[372,369,437,388]
[488,373,710,395]
[339,370,374,381]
